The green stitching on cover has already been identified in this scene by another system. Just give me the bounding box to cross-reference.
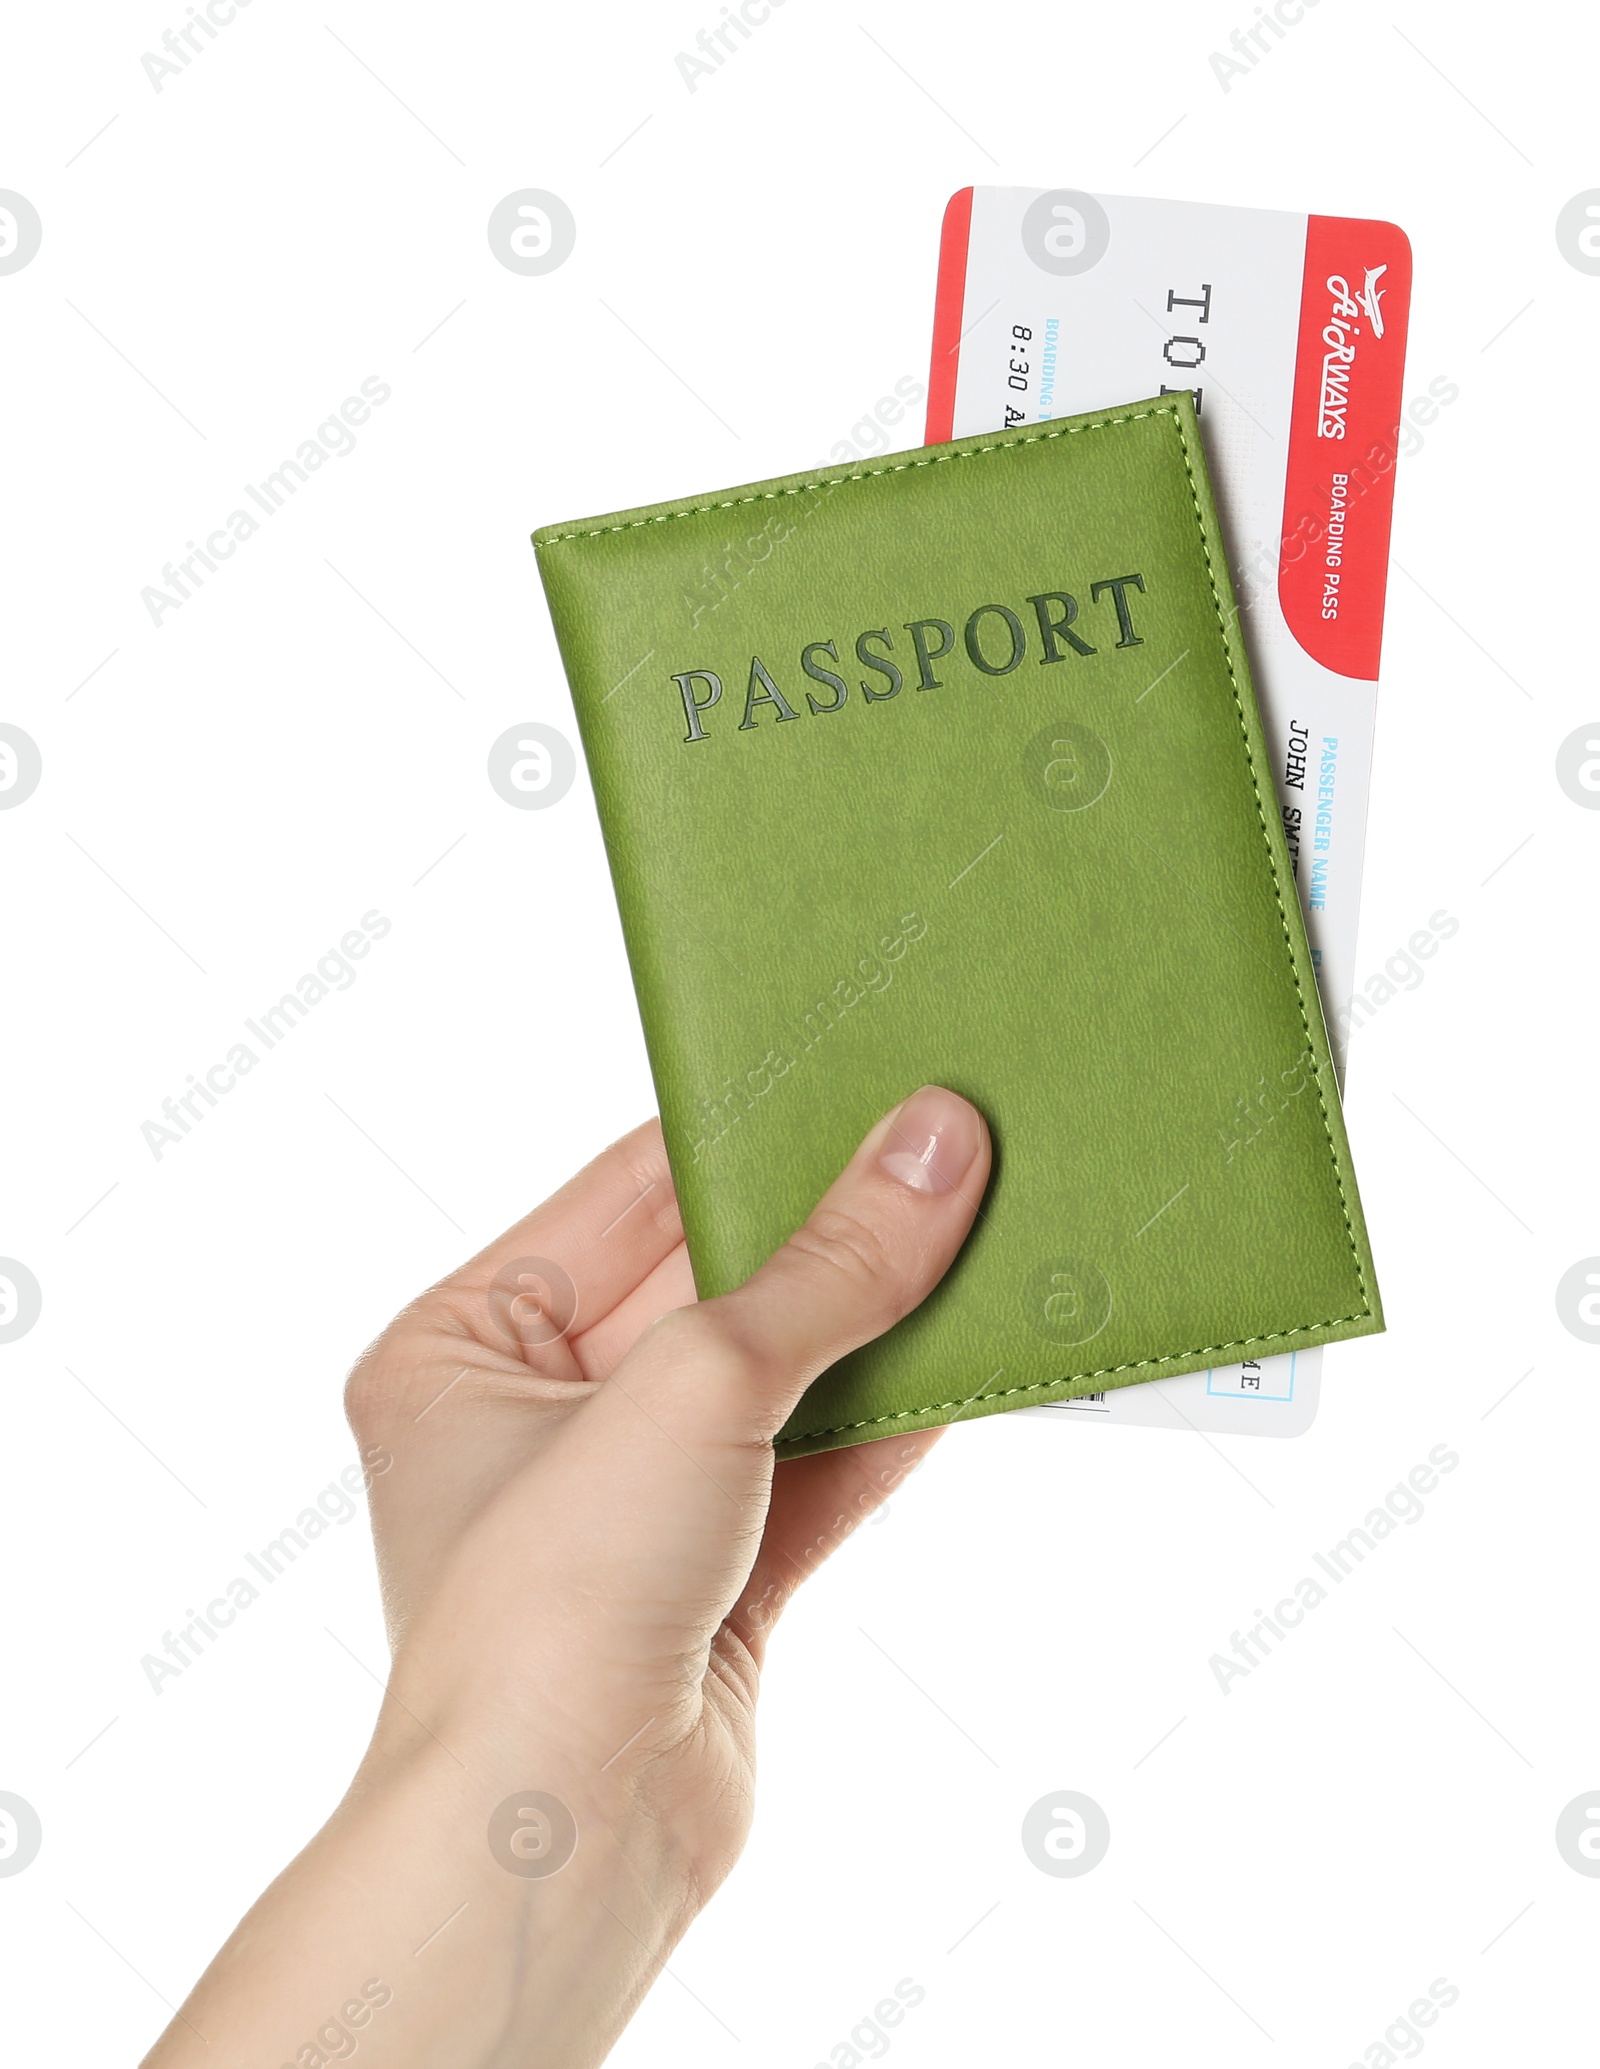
[533,406,1173,545]
[1166,402,1372,1326]
[781,1306,1372,1448]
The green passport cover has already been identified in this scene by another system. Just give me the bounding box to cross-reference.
[533,394,1382,1458]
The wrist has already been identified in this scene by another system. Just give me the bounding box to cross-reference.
[352,1721,702,2060]
[148,1716,701,2069]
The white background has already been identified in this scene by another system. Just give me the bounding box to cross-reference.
[3,2,1597,2063]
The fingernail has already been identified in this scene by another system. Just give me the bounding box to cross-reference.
[878,1086,981,1196]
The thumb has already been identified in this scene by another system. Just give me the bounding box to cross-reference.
[643,1085,990,1447]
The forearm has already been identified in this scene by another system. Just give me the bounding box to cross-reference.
[142,1722,697,2069]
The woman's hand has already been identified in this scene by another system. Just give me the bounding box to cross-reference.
[145,1086,988,2069]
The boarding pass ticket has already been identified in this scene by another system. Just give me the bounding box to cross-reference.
[925,187,1412,1436]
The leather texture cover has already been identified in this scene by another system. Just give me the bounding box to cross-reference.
[533,394,1383,1458]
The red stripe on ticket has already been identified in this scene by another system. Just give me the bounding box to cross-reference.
[925,187,973,445]
[1278,216,1413,681]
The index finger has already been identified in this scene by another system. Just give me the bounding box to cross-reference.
[440,1118,684,1341]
